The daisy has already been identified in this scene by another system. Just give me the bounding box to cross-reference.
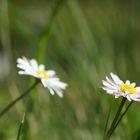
[102,73,140,102]
[17,56,67,97]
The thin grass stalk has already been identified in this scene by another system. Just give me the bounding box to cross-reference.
[110,101,133,136]
[103,106,111,139]
[16,113,25,140]
[0,80,40,118]
[38,0,65,62]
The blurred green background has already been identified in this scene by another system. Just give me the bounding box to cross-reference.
[1,0,140,139]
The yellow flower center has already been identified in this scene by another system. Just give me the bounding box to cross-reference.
[120,84,136,94]
[36,70,48,79]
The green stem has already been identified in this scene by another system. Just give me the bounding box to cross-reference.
[0,80,40,118]
[103,97,126,140]
[38,0,65,62]
[111,101,133,134]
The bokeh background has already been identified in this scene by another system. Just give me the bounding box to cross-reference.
[1,0,140,139]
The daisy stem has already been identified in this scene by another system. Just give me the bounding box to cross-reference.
[103,97,126,140]
[16,113,25,140]
[0,80,40,118]
[110,101,133,136]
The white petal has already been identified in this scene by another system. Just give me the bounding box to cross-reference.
[130,95,140,102]
[130,93,140,99]
[17,64,26,70]
[30,59,38,71]
[102,87,115,92]
[110,73,122,85]
[18,71,28,75]
[39,64,45,70]
[106,90,114,94]
[131,83,136,87]
[53,88,63,97]
[17,58,26,65]
[48,87,55,95]
[125,80,130,85]
[41,79,49,87]
[17,58,30,70]
[102,80,117,89]
[106,76,116,86]
[41,78,67,97]
[17,57,34,72]
[53,80,67,89]
[126,95,132,101]
[136,87,140,92]
[115,95,119,98]
[47,70,56,77]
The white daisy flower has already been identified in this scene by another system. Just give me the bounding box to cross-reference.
[102,73,140,102]
[17,56,67,97]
